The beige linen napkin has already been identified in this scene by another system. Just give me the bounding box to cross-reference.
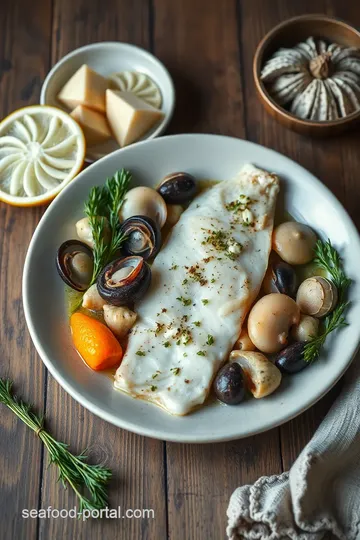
[227,355,360,540]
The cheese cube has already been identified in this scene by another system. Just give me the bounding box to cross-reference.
[58,64,108,113]
[70,105,112,146]
[106,90,164,147]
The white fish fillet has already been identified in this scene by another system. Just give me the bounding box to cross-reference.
[114,164,279,415]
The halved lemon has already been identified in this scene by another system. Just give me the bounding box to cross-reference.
[0,105,86,206]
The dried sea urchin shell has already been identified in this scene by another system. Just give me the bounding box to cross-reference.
[261,37,360,121]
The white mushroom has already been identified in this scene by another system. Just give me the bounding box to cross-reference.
[119,186,167,228]
[273,221,317,265]
[291,314,320,342]
[233,327,256,351]
[166,204,184,227]
[247,293,300,353]
[82,283,107,311]
[103,304,137,339]
[230,350,282,398]
[296,276,338,318]
[76,216,110,248]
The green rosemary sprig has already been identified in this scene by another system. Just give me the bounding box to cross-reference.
[303,239,351,363]
[84,169,132,284]
[87,215,108,286]
[84,185,109,218]
[313,238,351,301]
[106,169,132,261]
[303,300,349,363]
[0,379,112,513]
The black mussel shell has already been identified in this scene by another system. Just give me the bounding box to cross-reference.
[120,215,161,260]
[264,260,297,297]
[56,240,94,292]
[274,342,308,374]
[97,256,151,306]
[214,362,246,405]
[157,172,197,204]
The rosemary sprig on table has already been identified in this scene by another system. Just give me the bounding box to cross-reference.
[0,378,111,513]
[303,239,351,363]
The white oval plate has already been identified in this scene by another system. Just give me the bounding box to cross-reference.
[23,135,360,443]
[40,42,175,162]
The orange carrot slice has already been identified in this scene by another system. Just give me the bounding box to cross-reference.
[70,312,123,371]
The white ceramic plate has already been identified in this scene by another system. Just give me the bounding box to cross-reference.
[23,134,360,443]
[40,42,175,162]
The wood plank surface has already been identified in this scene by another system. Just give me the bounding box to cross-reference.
[38,1,167,540]
[0,0,359,538]
[0,1,51,539]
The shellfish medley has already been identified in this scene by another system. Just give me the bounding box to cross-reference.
[57,164,350,416]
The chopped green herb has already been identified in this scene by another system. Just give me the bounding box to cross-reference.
[193,321,201,327]
[136,350,146,356]
[170,367,181,376]
[170,264,178,270]
[155,322,165,335]
[211,278,216,283]
[197,351,206,357]
[202,299,209,305]
[163,341,171,348]
[150,385,157,392]
[182,279,188,285]
[206,334,214,345]
[176,339,181,346]
[183,353,188,357]
[152,373,158,379]
[176,296,192,306]
[226,194,252,214]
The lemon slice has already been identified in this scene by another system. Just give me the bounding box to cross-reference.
[0,105,86,206]
[109,71,162,109]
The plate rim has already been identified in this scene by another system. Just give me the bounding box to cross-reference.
[22,133,360,443]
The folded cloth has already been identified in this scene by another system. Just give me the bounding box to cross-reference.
[227,355,360,540]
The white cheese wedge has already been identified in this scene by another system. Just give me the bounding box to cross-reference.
[114,164,280,415]
[106,90,164,147]
[70,105,111,146]
[57,64,107,113]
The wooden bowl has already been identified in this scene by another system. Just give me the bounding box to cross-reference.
[253,14,360,136]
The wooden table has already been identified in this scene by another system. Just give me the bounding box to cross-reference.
[1,0,359,538]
